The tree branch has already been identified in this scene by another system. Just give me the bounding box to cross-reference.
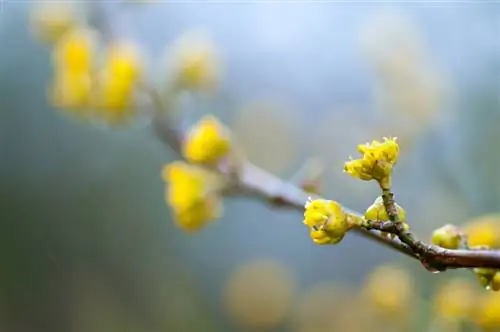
[151,112,500,270]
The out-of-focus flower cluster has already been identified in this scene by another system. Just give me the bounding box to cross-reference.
[162,114,234,230]
[223,260,500,331]
[360,11,449,143]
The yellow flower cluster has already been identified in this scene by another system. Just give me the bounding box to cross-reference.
[431,224,462,249]
[182,115,231,165]
[40,17,142,125]
[93,42,143,125]
[303,198,349,245]
[475,291,500,330]
[433,279,476,321]
[50,27,97,114]
[344,137,399,185]
[363,264,414,317]
[364,196,408,238]
[161,161,223,231]
[167,32,220,93]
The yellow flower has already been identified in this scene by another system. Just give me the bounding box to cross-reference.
[53,27,97,74]
[50,71,93,112]
[363,265,414,316]
[433,279,476,321]
[464,215,500,249]
[29,2,78,44]
[104,42,143,83]
[344,137,399,183]
[91,42,143,124]
[474,291,500,329]
[161,161,223,231]
[303,198,349,245]
[182,115,231,165]
[431,224,462,249]
[166,31,220,93]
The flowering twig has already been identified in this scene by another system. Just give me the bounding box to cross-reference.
[151,109,500,270]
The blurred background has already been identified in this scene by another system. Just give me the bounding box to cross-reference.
[1,1,500,331]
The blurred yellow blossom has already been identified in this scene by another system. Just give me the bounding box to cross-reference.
[293,283,355,332]
[303,198,349,245]
[53,26,98,74]
[433,278,477,321]
[363,264,414,317]
[165,31,220,93]
[161,161,224,231]
[344,137,399,185]
[431,224,462,249]
[29,1,79,44]
[92,42,143,124]
[224,259,295,329]
[474,291,500,330]
[182,115,231,165]
[464,215,500,249]
[50,71,93,112]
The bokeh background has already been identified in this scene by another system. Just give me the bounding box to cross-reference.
[1,1,500,331]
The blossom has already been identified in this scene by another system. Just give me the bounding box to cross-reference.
[161,161,223,231]
[53,27,97,74]
[182,115,231,165]
[303,198,348,245]
[344,137,399,182]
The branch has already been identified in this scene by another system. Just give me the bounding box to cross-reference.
[151,111,500,270]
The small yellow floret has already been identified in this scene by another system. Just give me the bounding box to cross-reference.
[161,161,223,231]
[53,27,97,73]
[182,115,231,164]
[344,137,399,182]
[431,224,462,249]
[91,42,143,124]
[167,32,220,93]
[303,198,348,245]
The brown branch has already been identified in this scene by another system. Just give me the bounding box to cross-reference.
[151,112,500,270]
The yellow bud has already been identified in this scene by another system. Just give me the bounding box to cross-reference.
[431,224,462,249]
[182,115,231,165]
[303,198,348,245]
[474,268,497,290]
[364,196,406,221]
[53,26,98,74]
